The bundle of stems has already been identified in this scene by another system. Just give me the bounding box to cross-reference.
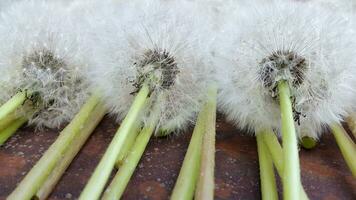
[254,79,356,198]
[257,121,356,199]
[261,130,309,200]
[115,121,141,168]
[239,82,304,200]
[35,102,107,200]
[8,94,107,200]
[0,117,28,145]
[80,84,216,200]
[79,85,149,200]
[101,102,161,200]
[229,80,303,200]
[171,85,217,200]
[0,91,29,144]
[256,133,278,200]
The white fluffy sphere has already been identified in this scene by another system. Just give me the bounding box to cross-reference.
[84,0,212,135]
[217,0,356,139]
[0,0,92,128]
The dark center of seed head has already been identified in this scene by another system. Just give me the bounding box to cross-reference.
[259,50,308,124]
[259,50,307,92]
[133,49,180,93]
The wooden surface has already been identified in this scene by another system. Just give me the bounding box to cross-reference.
[0,115,355,200]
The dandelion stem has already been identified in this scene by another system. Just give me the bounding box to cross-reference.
[346,115,356,139]
[8,94,101,200]
[261,132,283,174]
[278,81,301,200]
[195,85,217,200]
[171,98,208,200]
[300,136,317,150]
[102,124,156,200]
[34,103,106,200]
[0,91,26,124]
[330,124,356,177]
[0,112,19,132]
[79,85,149,200]
[103,94,160,200]
[0,117,27,146]
[256,133,278,200]
[115,121,141,168]
[262,130,309,200]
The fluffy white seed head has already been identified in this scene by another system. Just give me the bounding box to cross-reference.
[217,0,356,139]
[87,0,212,135]
[0,0,16,12]
[308,0,356,26]
[0,0,91,129]
[165,0,245,31]
[0,0,75,12]
[310,0,356,12]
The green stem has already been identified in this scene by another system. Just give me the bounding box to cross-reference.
[102,125,155,200]
[278,81,301,200]
[0,112,19,132]
[330,123,356,177]
[0,92,26,122]
[0,117,27,146]
[300,136,317,150]
[261,132,283,174]
[262,131,309,200]
[79,85,149,200]
[115,121,141,168]
[103,93,161,199]
[195,86,217,200]
[256,133,278,200]
[346,115,356,139]
[34,103,107,200]
[8,94,101,200]
[171,100,208,200]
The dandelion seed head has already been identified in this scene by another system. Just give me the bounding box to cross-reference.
[87,0,212,135]
[0,0,91,129]
[217,0,356,139]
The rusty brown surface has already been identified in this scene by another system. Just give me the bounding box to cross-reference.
[0,115,355,200]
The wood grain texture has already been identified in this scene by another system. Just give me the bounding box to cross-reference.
[0,115,355,200]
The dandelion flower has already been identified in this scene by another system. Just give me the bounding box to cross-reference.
[0,0,91,129]
[217,0,356,198]
[79,1,214,199]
